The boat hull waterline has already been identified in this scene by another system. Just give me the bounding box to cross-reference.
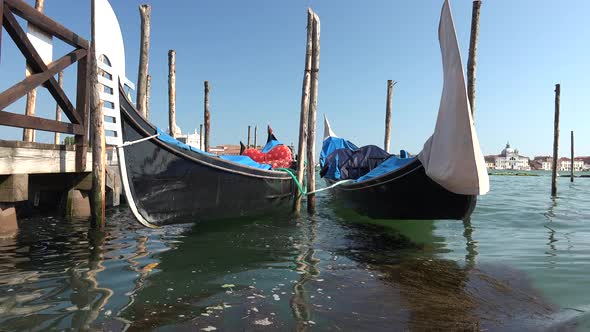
[325,159,476,220]
[119,89,296,226]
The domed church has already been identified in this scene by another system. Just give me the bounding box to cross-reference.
[493,142,530,170]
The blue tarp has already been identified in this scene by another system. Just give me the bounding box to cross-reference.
[262,139,281,153]
[156,128,271,170]
[320,137,358,167]
[219,155,272,170]
[356,156,416,182]
[320,145,391,181]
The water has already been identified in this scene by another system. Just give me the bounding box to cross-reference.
[1,173,589,331]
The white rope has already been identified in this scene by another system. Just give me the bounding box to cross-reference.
[306,179,354,195]
[117,133,159,148]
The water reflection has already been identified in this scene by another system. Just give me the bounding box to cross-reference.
[0,217,116,331]
[0,182,587,331]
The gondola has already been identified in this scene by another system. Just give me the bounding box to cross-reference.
[319,0,489,220]
[93,0,296,227]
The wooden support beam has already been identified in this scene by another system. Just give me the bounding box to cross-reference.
[384,80,395,153]
[247,125,251,148]
[0,110,83,134]
[75,52,89,172]
[91,100,105,227]
[168,50,176,137]
[90,0,104,227]
[136,4,150,117]
[0,48,86,111]
[2,10,83,125]
[204,81,210,152]
[467,0,481,117]
[54,71,63,144]
[146,74,151,119]
[254,125,257,148]
[306,12,320,214]
[4,0,89,49]
[571,130,574,182]
[551,84,560,197]
[294,9,314,214]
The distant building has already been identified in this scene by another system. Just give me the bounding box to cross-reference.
[484,155,495,169]
[558,158,585,172]
[532,156,588,171]
[491,142,530,170]
[533,156,552,171]
[176,128,202,150]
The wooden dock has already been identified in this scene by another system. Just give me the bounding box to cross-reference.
[0,140,121,237]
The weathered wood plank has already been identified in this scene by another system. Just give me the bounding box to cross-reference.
[294,9,314,214]
[247,125,251,148]
[384,80,395,153]
[168,50,176,137]
[0,48,85,111]
[0,146,92,175]
[75,51,89,172]
[551,84,560,197]
[306,11,320,214]
[0,110,83,134]
[204,81,210,152]
[136,4,150,117]
[4,0,89,49]
[571,130,574,182]
[467,0,481,117]
[2,10,83,125]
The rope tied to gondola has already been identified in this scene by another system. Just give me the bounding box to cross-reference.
[117,133,160,148]
[275,168,353,196]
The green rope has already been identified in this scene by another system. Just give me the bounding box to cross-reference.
[275,168,354,196]
[276,168,307,195]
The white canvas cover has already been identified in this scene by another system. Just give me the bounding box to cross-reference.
[25,24,53,74]
[323,114,336,140]
[417,0,489,195]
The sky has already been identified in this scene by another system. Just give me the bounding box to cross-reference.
[1,0,589,157]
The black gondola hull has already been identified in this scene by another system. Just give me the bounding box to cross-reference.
[325,159,476,220]
[118,90,296,226]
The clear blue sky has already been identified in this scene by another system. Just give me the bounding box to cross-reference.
[1,0,589,157]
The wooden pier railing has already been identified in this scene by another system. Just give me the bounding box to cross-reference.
[0,0,90,172]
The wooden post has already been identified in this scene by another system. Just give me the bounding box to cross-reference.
[22,0,45,142]
[467,0,481,117]
[53,71,63,144]
[168,50,176,137]
[90,0,105,227]
[199,124,203,150]
[146,74,151,119]
[247,125,251,148]
[306,12,320,214]
[204,81,210,152]
[384,80,396,153]
[136,4,151,117]
[254,125,258,148]
[91,100,106,227]
[551,84,560,197]
[294,9,314,214]
[571,130,574,182]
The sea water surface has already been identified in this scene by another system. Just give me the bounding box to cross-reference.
[1,172,589,331]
